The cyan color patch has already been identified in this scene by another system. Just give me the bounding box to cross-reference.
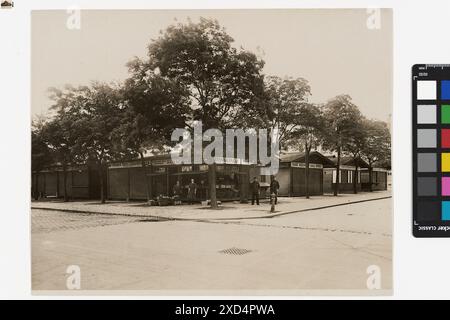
[442,80,450,100]
[442,201,450,221]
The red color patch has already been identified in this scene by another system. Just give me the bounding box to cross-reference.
[442,129,450,148]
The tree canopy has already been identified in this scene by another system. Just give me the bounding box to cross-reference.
[31,17,391,202]
[147,18,266,130]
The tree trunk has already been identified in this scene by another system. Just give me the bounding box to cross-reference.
[63,162,68,202]
[334,147,341,196]
[305,142,310,199]
[99,163,105,204]
[369,164,374,192]
[209,163,218,208]
[353,163,358,194]
[34,172,39,200]
[56,169,59,198]
[126,168,130,202]
[140,152,152,201]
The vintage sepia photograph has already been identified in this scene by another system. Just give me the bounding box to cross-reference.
[31,9,392,294]
[1,0,13,9]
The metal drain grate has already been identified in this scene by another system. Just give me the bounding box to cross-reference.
[219,247,252,255]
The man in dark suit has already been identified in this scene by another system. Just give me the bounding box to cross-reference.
[250,177,260,205]
[187,179,198,204]
[270,176,280,205]
[173,180,182,197]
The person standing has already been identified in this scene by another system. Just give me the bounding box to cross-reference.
[270,176,280,205]
[173,180,182,203]
[187,179,198,204]
[250,177,260,205]
[199,179,206,201]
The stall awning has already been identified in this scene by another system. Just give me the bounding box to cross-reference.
[171,171,208,176]
[146,172,167,177]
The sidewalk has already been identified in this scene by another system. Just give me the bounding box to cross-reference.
[31,190,391,221]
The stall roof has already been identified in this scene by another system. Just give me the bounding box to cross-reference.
[280,151,335,167]
[108,153,254,167]
[326,156,369,168]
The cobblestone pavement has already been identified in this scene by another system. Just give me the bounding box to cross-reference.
[31,190,392,221]
[31,209,157,234]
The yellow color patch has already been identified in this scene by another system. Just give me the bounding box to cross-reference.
[442,153,450,172]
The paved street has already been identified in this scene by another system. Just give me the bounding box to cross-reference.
[31,197,391,294]
[31,191,391,220]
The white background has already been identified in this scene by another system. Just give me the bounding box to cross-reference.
[1,0,449,300]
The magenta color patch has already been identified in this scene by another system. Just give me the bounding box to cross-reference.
[442,177,450,196]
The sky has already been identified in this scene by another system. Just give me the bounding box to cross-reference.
[31,9,392,122]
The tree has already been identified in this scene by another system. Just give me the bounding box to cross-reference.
[52,83,132,204]
[264,76,311,151]
[118,60,190,201]
[147,18,265,208]
[322,95,363,196]
[31,120,52,200]
[41,118,73,202]
[82,83,134,203]
[360,119,391,192]
[288,103,324,199]
[342,118,368,194]
[43,86,90,201]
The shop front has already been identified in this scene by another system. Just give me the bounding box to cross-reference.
[360,168,388,191]
[272,151,334,197]
[322,156,388,193]
[107,155,253,202]
[32,164,102,200]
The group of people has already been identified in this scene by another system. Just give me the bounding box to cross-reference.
[249,176,280,206]
[172,176,281,206]
[172,179,203,204]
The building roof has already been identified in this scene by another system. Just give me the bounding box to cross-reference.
[326,155,369,168]
[372,159,391,170]
[280,151,335,167]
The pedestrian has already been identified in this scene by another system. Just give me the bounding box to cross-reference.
[270,176,280,205]
[187,178,197,204]
[173,180,182,204]
[199,179,206,201]
[250,177,260,205]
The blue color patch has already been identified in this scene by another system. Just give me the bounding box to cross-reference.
[442,201,450,220]
[441,80,450,100]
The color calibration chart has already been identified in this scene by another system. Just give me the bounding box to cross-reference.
[413,64,450,237]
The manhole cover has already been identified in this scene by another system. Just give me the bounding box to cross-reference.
[219,247,252,255]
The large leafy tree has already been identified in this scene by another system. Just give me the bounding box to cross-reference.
[360,119,391,191]
[146,18,265,208]
[288,103,324,199]
[264,76,311,151]
[40,118,75,202]
[322,95,363,196]
[342,117,368,194]
[117,62,190,201]
[51,83,132,204]
[31,120,52,200]
[80,83,133,203]
[42,86,90,201]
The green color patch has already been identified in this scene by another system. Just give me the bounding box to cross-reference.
[442,105,450,124]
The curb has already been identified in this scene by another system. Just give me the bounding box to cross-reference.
[266,196,392,219]
[189,195,392,221]
[30,207,175,221]
[31,195,392,222]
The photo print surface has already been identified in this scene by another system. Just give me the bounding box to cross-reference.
[31,9,392,294]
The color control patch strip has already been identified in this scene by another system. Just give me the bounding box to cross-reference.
[413,64,450,237]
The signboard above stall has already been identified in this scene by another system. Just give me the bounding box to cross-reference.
[291,162,323,169]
